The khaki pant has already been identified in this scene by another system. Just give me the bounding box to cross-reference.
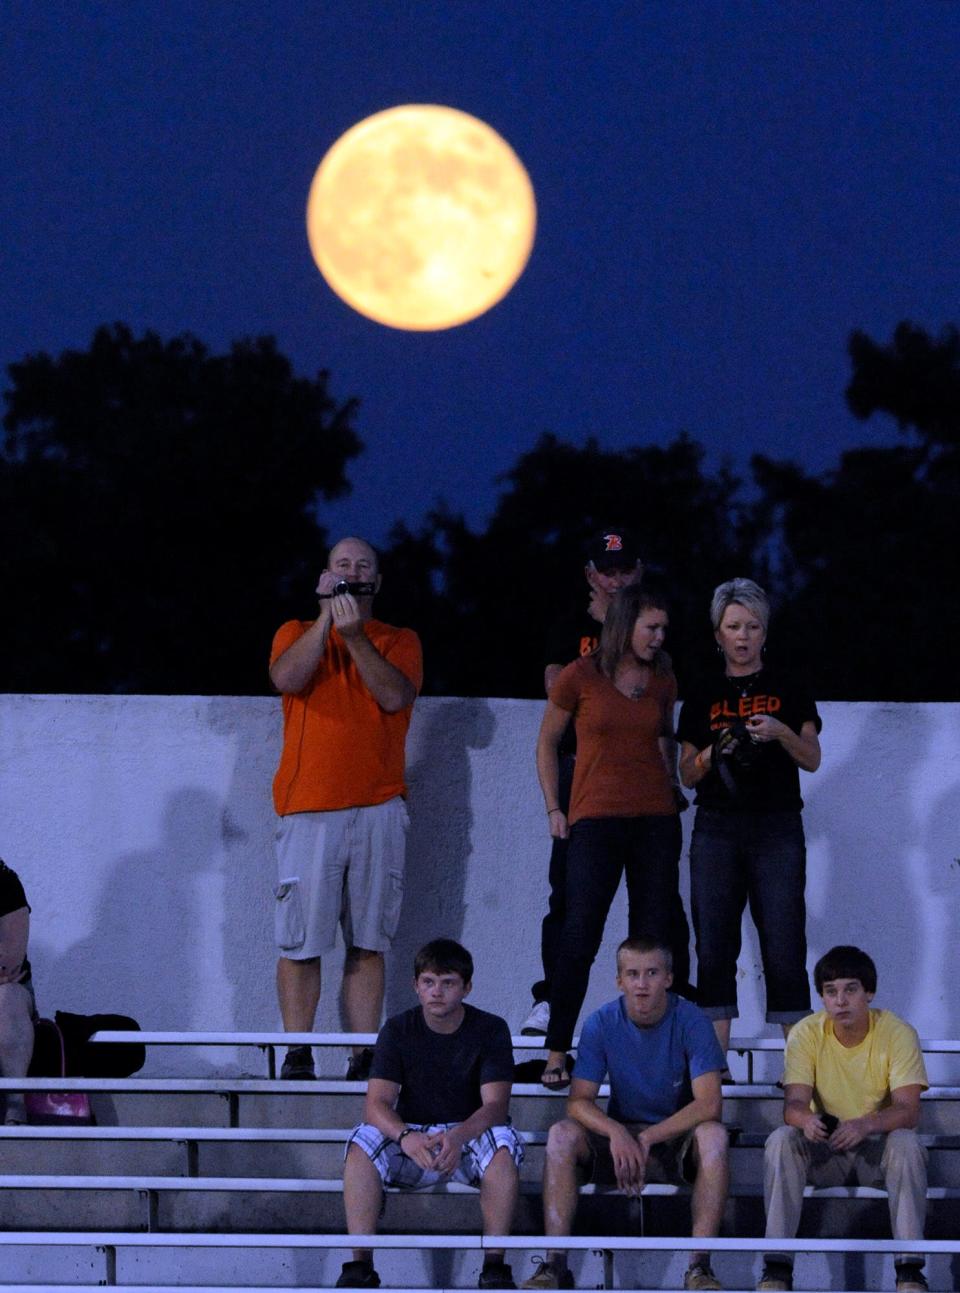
[763,1124,927,1266]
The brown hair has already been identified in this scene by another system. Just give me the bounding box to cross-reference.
[598,584,670,679]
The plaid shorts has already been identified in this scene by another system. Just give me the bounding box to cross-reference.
[345,1120,524,1189]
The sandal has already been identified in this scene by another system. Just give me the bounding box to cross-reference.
[540,1064,571,1090]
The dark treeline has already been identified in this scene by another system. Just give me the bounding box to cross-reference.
[2,321,958,700]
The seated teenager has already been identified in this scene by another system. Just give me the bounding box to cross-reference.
[760,945,928,1293]
[523,937,728,1292]
[339,938,523,1290]
[0,860,35,1126]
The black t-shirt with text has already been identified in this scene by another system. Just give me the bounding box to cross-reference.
[677,666,821,813]
[370,1003,515,1125]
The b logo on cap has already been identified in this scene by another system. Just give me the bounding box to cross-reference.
[604,533,624,552]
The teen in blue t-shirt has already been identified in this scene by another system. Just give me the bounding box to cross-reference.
[522,938,728,1293]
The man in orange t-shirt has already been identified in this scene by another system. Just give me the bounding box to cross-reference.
[269,537,423,1081]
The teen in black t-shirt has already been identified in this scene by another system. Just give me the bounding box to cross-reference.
[339,939,522,1290]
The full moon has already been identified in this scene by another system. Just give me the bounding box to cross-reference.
[305,105,537,331]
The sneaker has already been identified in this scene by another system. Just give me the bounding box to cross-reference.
[479,1259,517,1289]
[521,1258,574,1290]
[336,1260,380,1288]
[521,1000,551,1035]
[3,1095,27,1125]
[684,1261,723,1291]
[895,1263,928,1292]
[346,1047,374,1081]
[279,1045,315,1080]
[757,1261,793,1292]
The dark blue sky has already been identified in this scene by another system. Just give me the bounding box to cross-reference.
[3,2,958,546]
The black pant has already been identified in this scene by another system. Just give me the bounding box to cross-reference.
[531,754,576,1004]
[690,808,810,1022]
[545,814,688,1053]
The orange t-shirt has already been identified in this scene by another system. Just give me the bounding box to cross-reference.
[270,618,423,815]
[550,657,677,824]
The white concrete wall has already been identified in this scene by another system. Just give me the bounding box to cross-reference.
[1,695,959,1074]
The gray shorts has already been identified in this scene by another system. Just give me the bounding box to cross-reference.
[585,1122,701,1187]
[274,798,409,959]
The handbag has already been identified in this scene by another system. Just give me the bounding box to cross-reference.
[24,1018,94,1125]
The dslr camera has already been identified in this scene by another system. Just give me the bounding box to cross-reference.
[714,720,761,770]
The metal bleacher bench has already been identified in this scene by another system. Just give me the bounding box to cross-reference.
[2,1032,959,1213]
[2,1232,960,1291]
[2,1031,959,1285]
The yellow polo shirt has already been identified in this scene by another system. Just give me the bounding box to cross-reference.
[784,1008,928,1123]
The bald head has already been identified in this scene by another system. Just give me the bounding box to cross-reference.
[324,537,381,607]
[328,536,379,576]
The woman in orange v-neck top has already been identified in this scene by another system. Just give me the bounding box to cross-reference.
[535,583,688,1088]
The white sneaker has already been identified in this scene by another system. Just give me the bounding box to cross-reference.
[521,1000,550,1035]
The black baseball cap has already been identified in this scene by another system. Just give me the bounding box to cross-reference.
[585,528,642,571]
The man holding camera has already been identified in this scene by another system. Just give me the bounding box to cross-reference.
[269,537,423,1080]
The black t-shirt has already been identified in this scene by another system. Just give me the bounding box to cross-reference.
[0,861,31,982]
[370,1003,515,1125]
[543,612,601,760]
[677,666,821,813]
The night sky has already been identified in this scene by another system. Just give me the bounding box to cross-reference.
[3,2,958,547]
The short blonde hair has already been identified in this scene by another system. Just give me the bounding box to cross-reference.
[710,578,769,632]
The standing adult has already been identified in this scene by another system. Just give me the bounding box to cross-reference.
[677,578,821,1056]
[0,859,35,1126]
[270,537,423,1080]
[522,528,644,1037]
[536,583,689,1087]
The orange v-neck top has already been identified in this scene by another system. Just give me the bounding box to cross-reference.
[550,656,677,824]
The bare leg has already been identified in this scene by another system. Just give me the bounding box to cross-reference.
[343,948,384,1055]
[480,1147,520,1261]
[276,956,321,1031]
[541,1118,590,1267]
[0,983,35,1124]
[343,1143,383,1263]
[688,1121,729,1268]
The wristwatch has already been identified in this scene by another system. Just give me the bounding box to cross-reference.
[397,1127,414,1147]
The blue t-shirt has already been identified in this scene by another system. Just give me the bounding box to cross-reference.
[574,993,724,1124]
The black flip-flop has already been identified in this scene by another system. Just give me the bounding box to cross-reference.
[540,1065,571,1091]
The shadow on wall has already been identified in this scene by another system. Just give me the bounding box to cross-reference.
[803,707,928,1019]
[40,787,226,1063]
[385,698,496,1018]
[920,717,960,1038]
[204,697,277,1033]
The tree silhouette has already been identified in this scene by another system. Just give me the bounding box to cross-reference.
[379,434,758,698]
[749,321,960,699]
[4,320,958,700]
[1,324,360,693]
